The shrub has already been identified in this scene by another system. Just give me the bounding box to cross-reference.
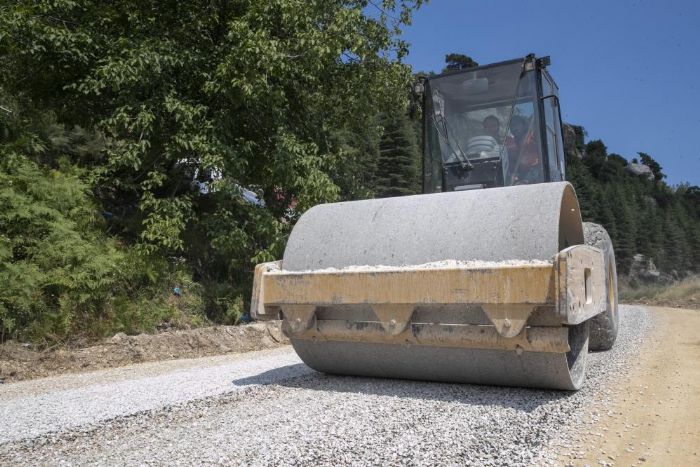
[0,152,205,342]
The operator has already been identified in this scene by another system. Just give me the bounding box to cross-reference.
[482,115,501,140]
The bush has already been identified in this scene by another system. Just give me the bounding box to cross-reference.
[619,276,700,308]
[0,152,205,343]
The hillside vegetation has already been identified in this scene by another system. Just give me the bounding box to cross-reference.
[1,1,697,343]
[620,276,700,309]
[565,130,699,278]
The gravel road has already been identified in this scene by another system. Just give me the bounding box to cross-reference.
[0,306,652,466]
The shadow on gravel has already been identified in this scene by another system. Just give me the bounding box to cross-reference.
[232,364,573,413]
[231,363,312,386]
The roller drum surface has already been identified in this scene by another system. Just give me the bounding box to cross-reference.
[283,182,589,390]
[284,182,582,269]
[291,320,589,390]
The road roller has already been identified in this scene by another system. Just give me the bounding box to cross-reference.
[251,54,619,390]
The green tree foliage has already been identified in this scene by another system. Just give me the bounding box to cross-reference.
[581,140,608,178]
[0,152,202,342]
[327,120,382,200]
[443,53,479,72]
[2,13,697,341]
[0,0,422,340]
[570,125,587,154]
[566,139,699,276]
[375,113,421,197]
[638,152,665,182]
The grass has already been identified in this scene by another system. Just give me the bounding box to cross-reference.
[620,276,700,309]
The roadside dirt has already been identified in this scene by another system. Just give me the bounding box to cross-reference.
[558,306,700,467]
[624,297,699,310]
[0,322,287,384]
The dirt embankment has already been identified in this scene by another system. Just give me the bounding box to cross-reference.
[620,276,699,310]
[622,295,698,310]
[0,322,288,384]
[558,306,700,467]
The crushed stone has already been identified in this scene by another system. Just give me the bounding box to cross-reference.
[0,306,652,466]
[272,258,554,274]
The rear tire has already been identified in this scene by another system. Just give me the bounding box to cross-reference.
[583,222,619,350]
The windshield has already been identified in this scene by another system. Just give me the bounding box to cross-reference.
[423,60,543,192]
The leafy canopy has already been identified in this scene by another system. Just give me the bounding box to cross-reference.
[0,0,423,338]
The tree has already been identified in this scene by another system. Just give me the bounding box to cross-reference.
[443,53,479,73]
[582,139,608,179]
[607,153,628,168]
[659,209,690,274]
[608,184,637,274]
[638,152,665,182]
[375,113,421,197]
[564,154,596,220]
[570,125,587,154]
[681,185,700,217]
[326,120,381,201]
[565,123,700,277]
[1,0,423,320]
[0,152,191,341]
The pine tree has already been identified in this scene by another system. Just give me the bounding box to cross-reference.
[638,152,665,182]
[375,113,421,198]
[582,139,608,180]
[689,224,700,272]
[443,53,479,73]
[609,184,637,274]
[660,209,689,275]
[565,155,596,220]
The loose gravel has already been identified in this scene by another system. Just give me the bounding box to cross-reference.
[0,305,653,466]
[272,258,554,274]
[0,348,308,444]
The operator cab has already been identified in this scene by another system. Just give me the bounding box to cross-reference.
[422,54,566,193]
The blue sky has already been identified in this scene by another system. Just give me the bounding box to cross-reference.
[399,0,700,186]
